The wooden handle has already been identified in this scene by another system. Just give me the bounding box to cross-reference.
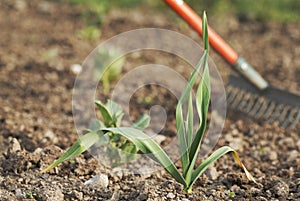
[164,0,238,65]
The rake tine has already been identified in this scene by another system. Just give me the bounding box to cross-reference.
[231,91,245,109]
[281,108,296,128]
[254,99,270,119]
[249,97,264,116]
[226,87,238,105]
[291,109,300,128]
[262,101,276,120]
[277,106,290,127]
[244,95,258,113]
[237,92,251,111]
[268,104,283,124]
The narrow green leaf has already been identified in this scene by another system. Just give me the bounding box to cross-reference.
[102,127,187,187]
[106,100,124,126]
[185,53,210,186]
[176,53,206,177]
[187,146,256,192]
[89,119,104,131]
[186,91,194,148]
[176,104,189,176]
[184,16,211,185]
[94,99,124,127]
[41,131,105,173]
[132,114,151,130]
[202,11,209,52]
[95,100,113,126]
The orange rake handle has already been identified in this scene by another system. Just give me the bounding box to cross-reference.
[164,0,268,90]
[165,0,238,64]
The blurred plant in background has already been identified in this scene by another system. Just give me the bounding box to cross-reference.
[65,0,299,27]
[93,48,125,94]
[178,0,300,22]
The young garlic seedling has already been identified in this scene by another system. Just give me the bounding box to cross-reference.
[42,12,256,193]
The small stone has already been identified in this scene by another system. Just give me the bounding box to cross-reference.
[137,194,147,200]
[181,198,190,201]
[296,140,300,148]
[14,0,27,11]
[154,134,167,145]
[71,64,82,75]
[278,137,295,149]
[84,174,109,188]
[287,150,298,162]
[268,150,278,161]
[44,130,58,143]
[74,191,83,200]
[35,186,64,201]
[166,192,175,199]
[270,180,289,198]
[8,138,21,154]
[229,138,244,152]
[15,188,23,198]
[110,191,120,201]
[37,1,53,14]
[33,147,43,154]
[250,187,261,196]
[207,166,219,180]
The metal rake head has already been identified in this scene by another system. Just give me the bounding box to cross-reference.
[226,75,300,128]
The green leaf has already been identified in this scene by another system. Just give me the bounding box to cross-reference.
[202,11,209,52]
[95,100,113,126]
[186,91,194,151]
[186,146,256,192]
[176,53,206,177]
[184,16,211,185]
[95,100,124,127]
[89,119,104,130]
[132,114,151,130]
[105,99,124,126]
[41,131,106,172]
[102,127,187,187]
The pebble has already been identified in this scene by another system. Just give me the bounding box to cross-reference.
[35,186,64,201]
[207,166,219,180]
[297,140,300,151]
[84,174,109,188]
[287,150,298,162]
[268,150,278,161]
[14,0,27,11]
[74,190,83,200]
[278,137,295,149]
[166,192,175,199]
[270,180,289,199]
[153,134,167,145]
[71,64,82,75]
[228,138,244,152]
[14,188,23,198]
[8,138,21,154]
[44,130,58,143]
[137,194,147,200]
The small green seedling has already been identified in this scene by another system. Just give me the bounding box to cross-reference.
[42,99,150,171]
[42,12,256,193]
[226,189,236,198]
[77,25,101,40]
[94,48,125,94]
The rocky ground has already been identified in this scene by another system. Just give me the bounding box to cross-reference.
[0,0,299,200]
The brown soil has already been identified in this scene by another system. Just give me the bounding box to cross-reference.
[0,0,299,200]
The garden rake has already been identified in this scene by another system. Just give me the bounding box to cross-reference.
[165,0,300,128]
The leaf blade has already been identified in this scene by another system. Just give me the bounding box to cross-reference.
[41,131,105,173]
[187,146,256,191]
[132,114,150,130]
[103,127,187,187]
[95,100,113,126]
